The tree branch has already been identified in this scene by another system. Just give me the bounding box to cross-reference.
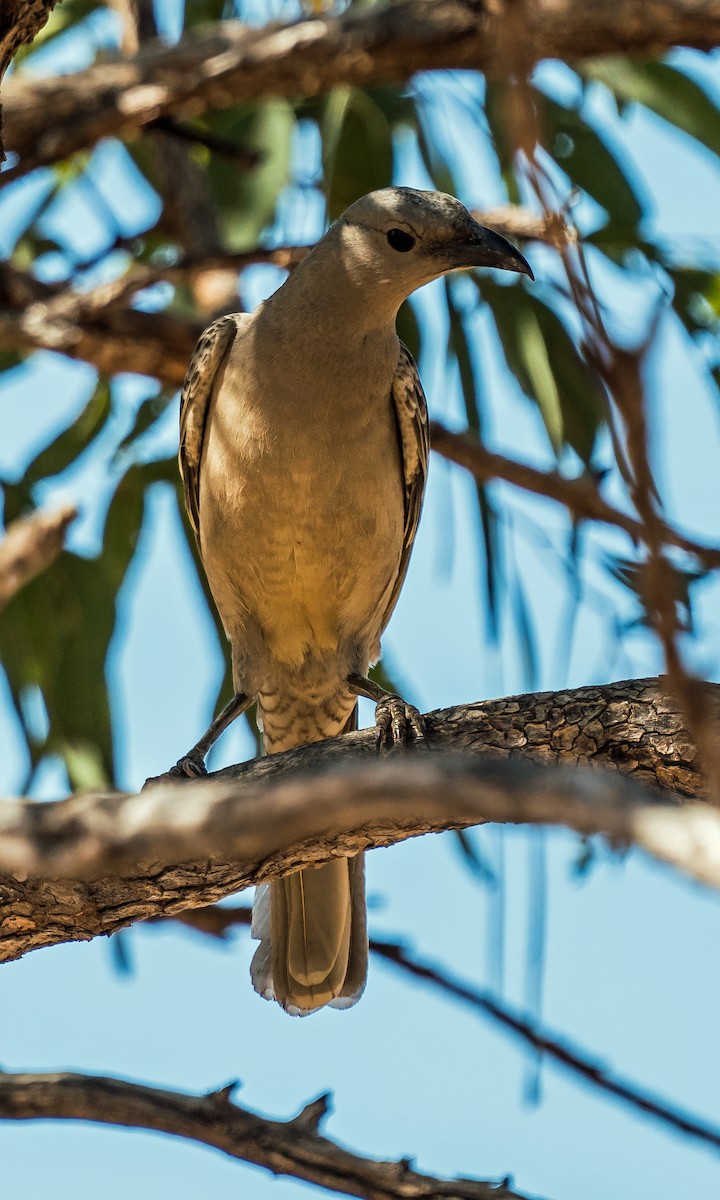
[372,939,720,1154]
[0,0,54,161]
[0,1071,531,1200]
[162,907,720,1153]
[0,263,202,384]
[0,209,559,385]
[5,0,720,177]
[430,422,720,571]
[0,679,718,965]
[0,503,77,609]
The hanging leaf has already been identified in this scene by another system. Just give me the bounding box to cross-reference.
[396,300,421,364]
[479,280,606,465]
[583,59,720,162]
[20,378,111,487]
[484,82,522,204]
[322,86,393,220]
[607,554,706,633]
[416,108,457,198]
[538,92,645,228]
[184,0,227,28]
[0,462,152,789]
[0,349,24,375]
[367,86,418,130]
[447,285,502,636]
[115,389,175,458]
[665,265,720,337]
[203,101,295,249]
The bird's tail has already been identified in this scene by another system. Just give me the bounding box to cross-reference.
[250,708,368,1015]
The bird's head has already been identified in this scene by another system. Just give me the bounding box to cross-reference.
[331,187,533,308]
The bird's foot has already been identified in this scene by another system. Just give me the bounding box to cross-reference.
[142,753,207,790]
[375,695,426,751]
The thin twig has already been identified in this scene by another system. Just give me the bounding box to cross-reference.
[165,905,720,1154]
[430,423,720,571]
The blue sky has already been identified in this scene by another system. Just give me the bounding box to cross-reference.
[2,13,720,1200]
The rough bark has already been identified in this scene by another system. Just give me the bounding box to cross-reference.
[1,678,718,966]
[5,0,720,177]
[0,503,77,609]
[0,1073,529,1200]
[0,0,55,160]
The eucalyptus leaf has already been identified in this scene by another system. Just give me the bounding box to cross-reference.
[204,101,295,249]
[322,86,393,220]
[583,59,720,161]
[20,379,111,487]
[479,281,606,465]
[539,92,645,228]
[0,462,155,788]
[447,287,501,635]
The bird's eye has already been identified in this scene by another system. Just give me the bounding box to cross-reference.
[387,228,416,253]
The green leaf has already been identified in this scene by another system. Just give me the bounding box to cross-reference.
[538,92,644,227]
[583,59,720,161]
[204,101,295,250]
[416,111,456,199]
[515,305,564,452]
[483,82,522,204]
[183,0,227,28]
[479,280,606,464]
[21,379,111,487]
[115,390,174,458]
[446,286,502,636]
[0,349,24,374]
[366,86,418,130]
[665,265,720,337]
[322,86,393,221]
[608,554,706,633]
[396,301,421,364]
[0,463,153,788]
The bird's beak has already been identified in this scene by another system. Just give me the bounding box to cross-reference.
[448,223,534,280]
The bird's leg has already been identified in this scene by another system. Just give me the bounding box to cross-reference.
[348,673,426,750]
[144,691,253,786]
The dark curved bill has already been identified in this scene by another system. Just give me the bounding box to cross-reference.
[453,224,534,280]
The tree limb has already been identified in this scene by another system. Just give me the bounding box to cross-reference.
[0,206,562,386]
[162,907,720,1153]
[0,678,718,965]
[0,1072,531,1200]
[430,422,720,570]
[0,503,77,609]
[5,0,720,177]
[0,0,55,161]
[0,263,202,384]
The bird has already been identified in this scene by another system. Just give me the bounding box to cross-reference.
[165,187,532,1015]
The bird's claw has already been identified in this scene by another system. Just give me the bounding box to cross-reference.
[374,695,427,752]
[142,753,208,790]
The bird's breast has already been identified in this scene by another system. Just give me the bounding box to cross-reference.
[198,331,406,670]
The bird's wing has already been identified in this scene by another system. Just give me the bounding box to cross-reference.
[178,313,247,545]
[381,341,430,631]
